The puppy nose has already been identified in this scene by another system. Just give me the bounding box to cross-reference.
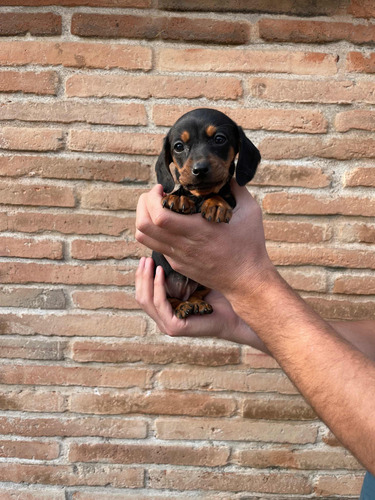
[192,161,209,176]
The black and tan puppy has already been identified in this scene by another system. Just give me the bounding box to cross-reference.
[153,108,261,319]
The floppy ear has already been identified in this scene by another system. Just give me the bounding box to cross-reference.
[235,126,261,186]
[155,134,175,193]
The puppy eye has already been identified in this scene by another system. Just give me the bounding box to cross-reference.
[214,134,227,145]
[173,141,184,153]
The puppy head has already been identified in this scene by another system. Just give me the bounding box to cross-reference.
[156,108,261,195]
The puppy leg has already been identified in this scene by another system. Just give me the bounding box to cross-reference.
[170,287,213,319]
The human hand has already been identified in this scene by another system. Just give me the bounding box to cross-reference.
[135,180,274,299]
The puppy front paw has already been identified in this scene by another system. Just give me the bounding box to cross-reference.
[162,194,196,214]
[201,196,232,223]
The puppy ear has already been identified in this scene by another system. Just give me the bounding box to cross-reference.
[235,126,261,186]
[155,134,175,193]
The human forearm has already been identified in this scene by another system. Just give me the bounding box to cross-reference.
[228,268,375,474]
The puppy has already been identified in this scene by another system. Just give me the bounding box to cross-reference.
[152,108,261,319]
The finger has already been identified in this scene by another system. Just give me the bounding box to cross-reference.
[135,257,156,314]
[153,265,175,322]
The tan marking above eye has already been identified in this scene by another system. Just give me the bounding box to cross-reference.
[206,125,217,137]
[181,130,190,142]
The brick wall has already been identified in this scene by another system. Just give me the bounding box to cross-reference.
[0,0,374,497]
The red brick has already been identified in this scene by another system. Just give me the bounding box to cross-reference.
[263,192,375,217]
[242,394,317,420]
[0,312,146,337]
[0,155,150,183]
[249,77,375,104]
[148,468,311,494]
[0,12,61,36]
[264,220,333,244]
[0,236,63,259]
[306,296,375,320]
[0,101,147,126]
[0,127,63,152]
[242,347,280,369]
[1,0,150,5]
[253,163,330,187]
[158,0,344,16]
[267,243,375,269]
[0,181,75,208]
[72,290,139,310]
[259,18,375,44]
[0,389,65,413]
[0,210,135,236]
[333,275,375,295]
[71,339,240,366]
[0,41,152,70]
[156,48,337,75]
[0,364,152,389]
[69,442,229,466]
[0,489,64,500]
[0,337,66,359]
[279,268,327,293]
[156,417,318,443]
[338,222,375,243]
[235,447,360,470]
[80,186,148,210]
[70,391,236,417]
[69,129,162,155]
[314,474,364,496]
[347,51,375,73]
[349,0,375,18]
[0,462,143,488]
[71,239,147,260]
[0,439,59,460]
[335,110,375,132]
[72,13,250,44]
[260,136,375,160]
[0,70,58,95]
[345,166,375,187]
[66,73,242,100]
[0,415,147,439]
[153,104,327,134]
[157,367,297,394]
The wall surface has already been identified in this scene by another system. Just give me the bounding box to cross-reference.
[0,0,374,498]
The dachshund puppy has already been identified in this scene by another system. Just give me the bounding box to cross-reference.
[152,108,261,319]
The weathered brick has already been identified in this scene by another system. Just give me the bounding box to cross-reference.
[0,337,66,359]
[72,290,139,310]
[259,18,375,44]
[0,389,65,413]
[349,0,375,18]
[249,77,375,104]
[0,312,146,337]
[279,268,327,292]
[72,13,250,44]
[69,442,229,466]
[0,12,61,36]
[0,181,74,208]
[66,73,242,100]
[0,415,147,438]
[156,417,318,444]
[0,70,58,95]
[80,186,148,210]
[71,340,240,366]
[314,474,364,496]
[253,163,330,187]
[157,0,344,16]
[0,101,147,126]
[0,155,150,183]
[242,347,280,369]
[153,104,327,134]
[0,236,63,259]
[71,239,147,260]
[306,296,375,320]
[264,220,333,244]
[345,166,375,187]
[0,489,64,500]
[0,41,152,70]
[338,222,375,243]
[241,394,317,420]
[335,110,375,132]
[260,136,375,160]
[333,275,375,295]
[148,468,311,494]
[156,48,337,75]
[0,127,63,152]
[0,0,151,4]
[157,367,298,394]
[0,288,66,310]
[0,364,153,389]
[0,439,59,460]
[235,447,361,469]
[347,51,375,73]
[70,391,236,417]
[69,129,162,155]
[263,192,375,217]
